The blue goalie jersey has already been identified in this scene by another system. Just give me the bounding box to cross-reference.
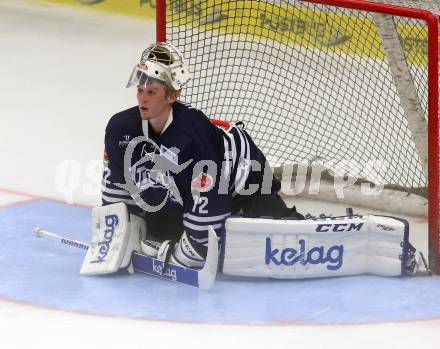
[101,102,267,252]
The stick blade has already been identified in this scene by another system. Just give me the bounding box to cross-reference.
[197,226,219,291]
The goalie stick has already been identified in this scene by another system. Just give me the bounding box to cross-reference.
[34,227,219,291]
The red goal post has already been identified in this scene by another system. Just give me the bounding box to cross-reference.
[155,0,440,273]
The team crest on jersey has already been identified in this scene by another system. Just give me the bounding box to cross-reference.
[160,145,179,165]
[133,149,182,204]
[141,142,156,160]
[116,136,192,212]
[191,173,214,192]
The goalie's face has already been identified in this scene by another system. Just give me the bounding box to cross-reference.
[136,81,177,122]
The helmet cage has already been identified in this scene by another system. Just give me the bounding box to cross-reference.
[126,42,191,91]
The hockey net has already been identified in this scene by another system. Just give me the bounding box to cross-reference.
[157,0,440,272]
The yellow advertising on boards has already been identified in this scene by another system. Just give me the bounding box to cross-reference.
[43,0,431,66]
[168,0,430,66]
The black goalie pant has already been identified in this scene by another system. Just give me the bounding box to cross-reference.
[231,146,304,220]
[231,176,305,220]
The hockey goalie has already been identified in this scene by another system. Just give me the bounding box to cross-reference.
[80,42,419,283]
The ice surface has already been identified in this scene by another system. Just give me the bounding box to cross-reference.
[1,1,439,348]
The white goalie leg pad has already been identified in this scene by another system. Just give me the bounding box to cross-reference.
[221,215,411,278]
[120,213,147,269]
[80,203,146,275]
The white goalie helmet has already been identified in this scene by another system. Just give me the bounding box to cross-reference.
[126,42,191,92]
